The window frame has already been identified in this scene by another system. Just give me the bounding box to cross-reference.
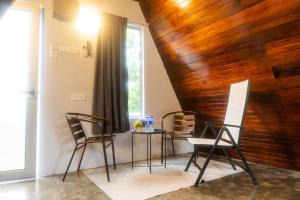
[127,23,144,120]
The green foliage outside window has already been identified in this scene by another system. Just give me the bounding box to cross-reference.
[126,26,142,117]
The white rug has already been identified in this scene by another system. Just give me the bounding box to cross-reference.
[83,156,242,200]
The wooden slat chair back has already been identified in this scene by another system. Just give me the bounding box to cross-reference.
[173,113,196,135]
[161,111,198,156]
[63,113,116,182]
[66,116,86,142]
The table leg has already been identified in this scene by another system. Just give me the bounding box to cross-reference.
[150,134,152,174]
[161,132,163,164]
[164,131,167,168]
[132,132,134,170]
[147,134,149,165]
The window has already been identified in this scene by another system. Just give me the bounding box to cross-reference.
[126,24,144,119]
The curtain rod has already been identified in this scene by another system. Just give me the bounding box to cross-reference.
[128,19,149,26]
[102,11,149,26]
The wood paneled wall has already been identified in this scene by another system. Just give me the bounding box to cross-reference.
[139,0,300,170]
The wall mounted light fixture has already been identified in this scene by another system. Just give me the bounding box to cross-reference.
[82,41,92,57]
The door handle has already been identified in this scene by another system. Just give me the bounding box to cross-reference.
[20,90,39,96]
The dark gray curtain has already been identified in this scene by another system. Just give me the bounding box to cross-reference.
[0,0,15,20]
[93,13,130,133]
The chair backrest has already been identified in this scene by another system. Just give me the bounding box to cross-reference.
[66,113,86,143]
[173,112,197,135]
[222,80,251,144]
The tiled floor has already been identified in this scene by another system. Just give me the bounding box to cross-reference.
[0,173,110,200]
[0,155,299,200]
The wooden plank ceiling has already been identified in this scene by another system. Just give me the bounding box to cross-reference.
[138,0,300,170]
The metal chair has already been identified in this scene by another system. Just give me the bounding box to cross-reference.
[161,111,198,156]
[185,80,258,186]
[62,113,116,182]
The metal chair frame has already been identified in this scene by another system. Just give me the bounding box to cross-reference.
[62,113,116,182]
[185,80,258,186]
[185,121,258,186]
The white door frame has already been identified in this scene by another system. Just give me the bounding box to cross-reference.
[0,0,40,182]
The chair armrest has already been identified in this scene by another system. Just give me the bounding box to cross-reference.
[76,118,98,124]
[66,112,109,123]
[67,114,112,136]
[199,120,242,139]
[200,120,242,129]
[161,111,197,119]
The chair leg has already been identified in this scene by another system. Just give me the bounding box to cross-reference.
[102,142,110,182]
[185,148,198,172]
[171,135,175,156]
[222,148,236,170]
[194,146,216,186]
[111,140,116,170]
[235,146,258,185]
[62,146,77,181]
[210,126,236,169]
[194,145,199,161]
[77,144,87,172]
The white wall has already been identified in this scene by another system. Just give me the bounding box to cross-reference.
[36,0,192,177]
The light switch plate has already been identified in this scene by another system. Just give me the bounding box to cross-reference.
[50,44,58,58]
[58,45,80,55]
[71,93,87,101]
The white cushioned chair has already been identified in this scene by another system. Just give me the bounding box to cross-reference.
[185,79,258,186]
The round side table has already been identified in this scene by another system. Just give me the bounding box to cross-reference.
[131,128,166,173]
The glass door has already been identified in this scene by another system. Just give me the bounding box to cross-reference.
[0,0,40,182]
